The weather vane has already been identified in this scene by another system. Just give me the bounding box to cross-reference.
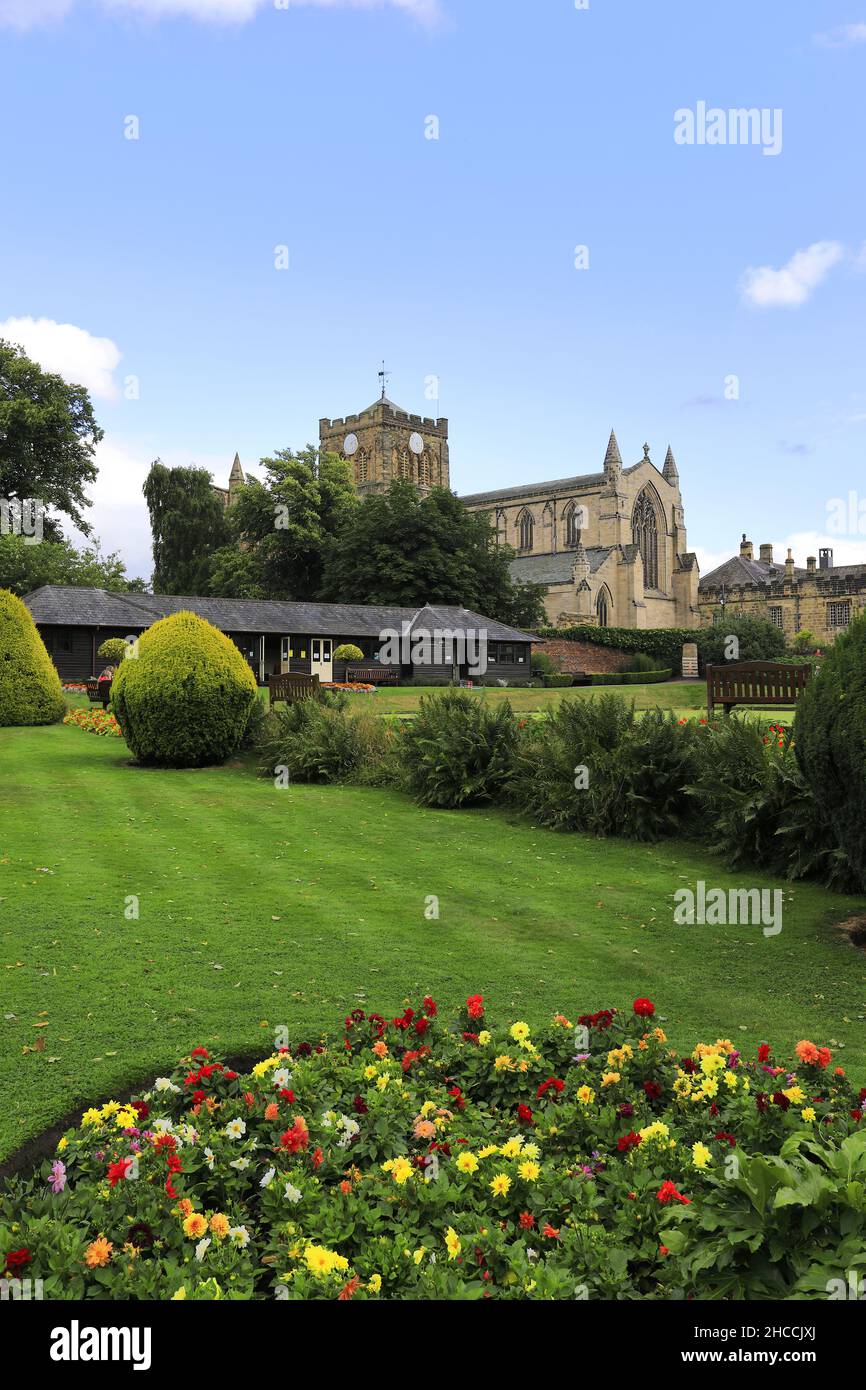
[378,360,391,400]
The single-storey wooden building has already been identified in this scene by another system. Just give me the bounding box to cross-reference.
[23,586,536,686]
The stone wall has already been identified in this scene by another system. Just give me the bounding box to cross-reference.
[535,638,633,674]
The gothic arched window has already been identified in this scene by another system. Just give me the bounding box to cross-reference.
[596,588,610,627]
[355,449,369,484]
[563,503,581,548]
[398,449,410,481]
[517,509,534,551]
[632,488,660,589]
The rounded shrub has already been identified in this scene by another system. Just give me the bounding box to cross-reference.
[794,613,866,889]
[0,588,65,726]
[96,637,130,666]
[333,643,364,663]
[110,610,258,767]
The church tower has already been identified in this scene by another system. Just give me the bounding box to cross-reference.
[319,373,449,498]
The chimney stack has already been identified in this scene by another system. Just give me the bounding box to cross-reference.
[759,543,774,564]
[819,548,833,571]
[740,534,754,560]
[785,548,795,580]
[807,555,816,574]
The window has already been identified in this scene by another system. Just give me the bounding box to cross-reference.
[828,601,851,629]
[355,450,368,484]
[631,488,659,589]
[517,509,534,551]
[596,589,609,627]
[563,503,581,548]
[768,606,783,628]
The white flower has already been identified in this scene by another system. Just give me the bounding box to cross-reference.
[152,1117,174,1134]
[284,1182,302,1204]
[195,1237,211,1263]
[273,1068,291,1089]
[229,1157,250,1171]
[204,1147,215,1170]
[260,1167,276,1188]
[224,1119,247,1140]
[229,1225,250,1247]
[336,1116,360,1148]
[154,1078,180,1094]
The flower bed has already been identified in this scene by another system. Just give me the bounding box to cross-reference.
[63,708,123,737]
[2,995,864,1301]
[321,682,376,693]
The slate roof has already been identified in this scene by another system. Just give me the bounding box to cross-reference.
[508,547,615,585]
[699,556,805,589]
[459,458,651,508]
[23,586,536,644]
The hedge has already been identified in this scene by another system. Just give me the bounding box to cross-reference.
[110,610,258,767]
[538,617,786,673]
[0,587,65,726]
[589,670,673,686]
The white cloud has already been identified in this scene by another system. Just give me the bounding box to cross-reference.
[0,0,443,28]
[0,316,122,399]
[739,241,846,308]
[813,22,866,49]
[0,0,74,26]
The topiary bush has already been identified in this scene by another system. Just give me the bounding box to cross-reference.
[794,613,866,890]
[0,587,65,726]
[333,643,364,663]
[96,637,130,667]
[109,611,258,767]
[397,690,518,807]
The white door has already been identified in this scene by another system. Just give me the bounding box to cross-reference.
[310,637,332,683]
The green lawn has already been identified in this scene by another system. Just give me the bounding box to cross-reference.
[1,715,863,1163]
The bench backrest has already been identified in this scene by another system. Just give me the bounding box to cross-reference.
[268,672,320,703]
[346,666,397,684]
[706,661,811,709]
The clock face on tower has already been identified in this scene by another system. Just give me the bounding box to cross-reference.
[408,431,424,455]
[343,433,359,456]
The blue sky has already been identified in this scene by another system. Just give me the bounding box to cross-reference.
[1,0,865,582]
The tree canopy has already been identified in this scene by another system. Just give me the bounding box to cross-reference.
[320,481,545,628]
[207,446,357,599]
[0,532,146,597]
[144,446,544,628]
[0,338,102,538]
[143,461,230,594]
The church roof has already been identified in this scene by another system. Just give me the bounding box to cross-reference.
[460,472,604,506]
[362,395,406,414]
[508,547,615,585]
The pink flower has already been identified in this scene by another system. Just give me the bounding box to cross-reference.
[49,1160,66,1193]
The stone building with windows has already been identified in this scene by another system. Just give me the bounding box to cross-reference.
[698,537,866,643]
[318,391,449,499]
[460,430,700,629]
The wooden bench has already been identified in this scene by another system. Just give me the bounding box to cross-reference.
[268,672,320,705]
[345,666,399,685]
[706,661,811,717]
[86,678,112,709]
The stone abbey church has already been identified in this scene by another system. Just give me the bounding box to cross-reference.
[213,389,700,630]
